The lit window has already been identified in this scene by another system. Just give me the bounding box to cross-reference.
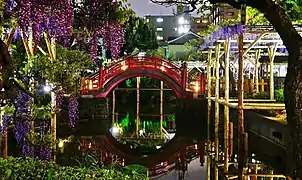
[157,36,164,40]
[146,19,149,22]
[157,27,163,31]
[156,18,163,23]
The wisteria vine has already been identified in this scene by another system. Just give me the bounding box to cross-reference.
[200,24,244,51]
[68,94,78,130]
[55,90,64,113]
[6,0,74,43]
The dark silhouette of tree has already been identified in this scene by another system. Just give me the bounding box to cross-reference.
[122,16,158,55]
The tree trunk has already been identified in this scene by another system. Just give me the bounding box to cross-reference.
[284,45,302,178]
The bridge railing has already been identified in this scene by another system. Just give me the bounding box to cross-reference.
[81,56,197,95]
[101,56,183,87]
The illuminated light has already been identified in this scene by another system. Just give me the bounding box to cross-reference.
[156,18,163,23]
[160,66,166,71]
[58,140,64,148]
[88,143,92,149]
[160,162,164,166]
[156,146,161,149]
[43,85,51,92]
[252,158,256,163]
[194,81,200,92]
[112,126,119,134]
[89,80,93,89]
[121,65,128,71]
[178,16,185,24]
[252,153,255,157]
[178,26,189,34]
[139,129,144,136]
[195,144,198,149]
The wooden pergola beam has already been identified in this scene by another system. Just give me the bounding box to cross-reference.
[243,33,266,56]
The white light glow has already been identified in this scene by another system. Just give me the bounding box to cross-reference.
[112,126,119,134]
[139,129,144,136]
[43,85,51,92]
[58,140,64,148]
[178,16,185,24]
[156,18,163,23]
[178,26,189,34]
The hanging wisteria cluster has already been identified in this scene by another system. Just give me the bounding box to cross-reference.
[35,121,51,160]
[13,91,33,156]
[55,90,64,113]
[68,94,78,130]
[200,24,244,51]
[90,21,125,62]
[6,0,74,42]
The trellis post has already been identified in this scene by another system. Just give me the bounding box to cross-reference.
[224,38,230,173]
[268,45,277,100]
[255,50,261,93]
[214,44,221,180]
[206,49,213,180]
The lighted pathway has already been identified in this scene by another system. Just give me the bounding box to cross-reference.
[157,157,207,180]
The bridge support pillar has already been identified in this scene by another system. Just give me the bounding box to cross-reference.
[181,62,188,90]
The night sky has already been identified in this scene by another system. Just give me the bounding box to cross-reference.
[128,0,175,17]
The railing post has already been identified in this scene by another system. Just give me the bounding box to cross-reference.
[181,62,188,90]
[98,67,103,89]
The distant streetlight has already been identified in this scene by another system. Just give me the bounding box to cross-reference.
[178,26,189,34]
[178,16,185,24]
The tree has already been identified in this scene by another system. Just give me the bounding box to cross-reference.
[122,16,158,55]
[152,0,302,178]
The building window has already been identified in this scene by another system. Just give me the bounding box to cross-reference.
[156,27,163,31]
[157,36,164,40]
[156,18,163,23]
[146,19,149,22]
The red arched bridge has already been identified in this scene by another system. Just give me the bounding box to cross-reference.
[81,56,205,98]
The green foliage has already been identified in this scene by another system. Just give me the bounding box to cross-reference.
[121,139,165,150]
[122,16,158,55]
[33,45,94,93]
[31,103,51,120]
[246,7,270,25]
[124,165,148,176]
[275,88,284,103]
[2,105,15,115]
[0,157,147,180]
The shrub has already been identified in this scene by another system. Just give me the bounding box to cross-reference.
[275,88,284,103]
[0,157,147,180]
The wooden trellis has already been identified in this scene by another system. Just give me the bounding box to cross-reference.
[204,28,292,179]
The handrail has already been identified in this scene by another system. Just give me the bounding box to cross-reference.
[81,56,194,95]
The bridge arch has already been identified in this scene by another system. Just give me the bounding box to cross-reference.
[81,56,193,98]
[95,69,191,98]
